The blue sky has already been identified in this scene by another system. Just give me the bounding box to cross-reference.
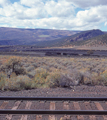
[0,0,107,31]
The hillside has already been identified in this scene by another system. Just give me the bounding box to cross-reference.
[0,28,106,48]
[73,32,107,47]
[38,29,105,47]
[0,27,79,45]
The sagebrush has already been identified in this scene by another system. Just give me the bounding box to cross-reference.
[0,55,107,91]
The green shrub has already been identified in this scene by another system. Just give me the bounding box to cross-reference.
[25,66,35,72]
[47,70,84,88]
[33,68,49,88]
[80,71,106,86]
[0,72,7,90]
[100,70,107,85]
[16,75,33,90]
[1,56,26,77]
[27,70,36,78]
[6,75,34,91]
[80,71,92,85]
[66,69,84,86]
[47,72,61,88]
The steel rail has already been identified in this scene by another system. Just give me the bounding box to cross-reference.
[0,110,107,115]
[1,97,107,115]
[0,97,107,101]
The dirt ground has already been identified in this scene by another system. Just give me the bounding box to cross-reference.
[0,85,107,97]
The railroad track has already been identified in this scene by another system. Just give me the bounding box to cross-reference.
[0,97,107,120]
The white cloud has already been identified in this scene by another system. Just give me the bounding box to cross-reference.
[0,13,104,31]
[20,0,75,18]
[67,0,107,8]
[0,2,25,17]
[45,0,75,17]
[0,0,75,19]
[76,5,107,27]
[105,22,107,26]
[20,0,44,7]
[0,0,9,6]
[0,0,107,31]
[0,1,47,19]
[16,7,47,19]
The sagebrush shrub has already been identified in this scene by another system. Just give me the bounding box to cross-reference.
[16,75,33,90]
[0,55,107,90]
[47,72,61,88]
[46,70,83,88]
[33,68,49,88]
[0,56,26,77]
[0,72,7,90]
[80,71,92,85]
[66,69,83,86]
[32,63,38,68]
[25,66,35,72]
[6,75,33,91]
[100,70,107,85]
[27,70,36,78]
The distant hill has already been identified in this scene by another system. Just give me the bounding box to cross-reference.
[73,32,107,47]
[39,29,105,47]
[0,27,79,45]
[0,28,106,48]
[69,29,104,42]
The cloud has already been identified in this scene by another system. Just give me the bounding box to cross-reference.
[16,7,47,19]
[45,0,75,17]
[105,22,107,26]
[0,0,75,19]
[0,0,9,6]
[20,0,44,7]
[0,1,47,19]
[67,0,107,8]
[0,0,107,31]
[0,2,25,17]
[20,0,75,18]
[76,5,107,27]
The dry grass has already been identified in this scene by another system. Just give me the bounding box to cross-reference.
[0,55,107,90]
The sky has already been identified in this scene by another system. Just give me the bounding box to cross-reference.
[0,0,107,31]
